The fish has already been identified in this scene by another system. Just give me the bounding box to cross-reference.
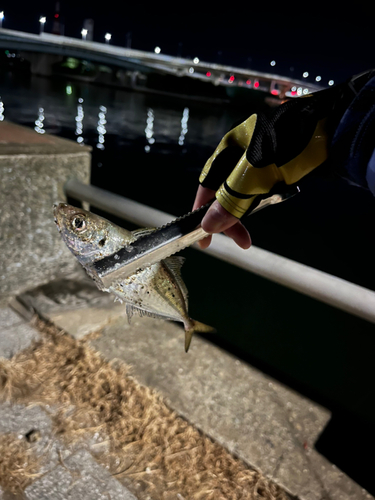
[53,203,215,351]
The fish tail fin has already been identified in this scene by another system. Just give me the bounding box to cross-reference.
[185,320,216,353]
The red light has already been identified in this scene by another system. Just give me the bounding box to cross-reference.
[246,79,251,85]
[206,72,211,77]
[291,90,297,96]
[229,75,235,82]
[54,13,59,18]
[271,89,279,95]
[254,81,259,88]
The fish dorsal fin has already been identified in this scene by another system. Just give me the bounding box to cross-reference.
[163,256,189,307]
[131,227,155,240]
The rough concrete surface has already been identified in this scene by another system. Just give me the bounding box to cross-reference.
[15,275,374,500]
[25,449,137,500]
[0,402,137,500]
[0,120,91,306]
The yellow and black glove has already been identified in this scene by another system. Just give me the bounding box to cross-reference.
[199,70,375,219]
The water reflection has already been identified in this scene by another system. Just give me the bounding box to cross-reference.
[0,98,4,121]
[75,98,84,144]
[34,107,45,134]
[178,107,189,146]
[97,105,107,150]
[144,107,154,153]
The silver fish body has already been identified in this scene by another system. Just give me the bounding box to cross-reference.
[53,203,214,351]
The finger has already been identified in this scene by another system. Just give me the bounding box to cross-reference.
[224,222,252,249]
[192,185,216,211]
[201,200,239,234]
[197,234,213,249]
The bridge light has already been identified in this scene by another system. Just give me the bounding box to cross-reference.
[229,75,235,82]
[315,75,321,82]
[154,46,161,54]
[193,57,199,64]
[81,28,88,40]
[246,79,251,85]
[270,60,276,66]
[39,16,46,35]
[303,71,309,78]
[189,67,194,74]
[0,11,4,28]
[54,13,59,18]
[105,33,112,43]
[328,79,334,86]
[206,72,211,77]
[254,80,259,88]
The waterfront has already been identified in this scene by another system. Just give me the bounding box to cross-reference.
[1,71,375,492]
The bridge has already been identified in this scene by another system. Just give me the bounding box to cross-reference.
[0,28,323,99]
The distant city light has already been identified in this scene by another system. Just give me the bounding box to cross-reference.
[34,107,45,134]
[66,85,72,95]
[144,107,154,152]
[97,105,107,150]
[81,28,88,40]
[154,46,161,54]
[270,60,276,66]
[193,57,199,64]
[303,71,309,78]
[328,80,335,86]
[315,75,322,82]
[178,107,189,146]
[105,33,111,43]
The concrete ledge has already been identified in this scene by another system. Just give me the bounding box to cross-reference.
[0,121,91,305]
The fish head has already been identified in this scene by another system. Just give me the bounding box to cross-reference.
[53,203,123,265]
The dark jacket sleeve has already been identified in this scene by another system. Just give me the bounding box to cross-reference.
[330,74,375,194]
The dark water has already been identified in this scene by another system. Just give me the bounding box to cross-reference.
[1,72,375,493]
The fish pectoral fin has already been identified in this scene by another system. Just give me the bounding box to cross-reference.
[185,320,216,353]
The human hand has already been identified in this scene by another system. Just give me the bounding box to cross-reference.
[192,185,251,250]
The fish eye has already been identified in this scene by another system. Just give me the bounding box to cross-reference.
[72,216,86,232]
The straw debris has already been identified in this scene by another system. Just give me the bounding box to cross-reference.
[0,432,41,494]
[0,316,290,500]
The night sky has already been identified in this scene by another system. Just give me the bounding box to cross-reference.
[1,0,374,83]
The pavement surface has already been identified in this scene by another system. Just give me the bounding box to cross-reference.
[0,269,373,500]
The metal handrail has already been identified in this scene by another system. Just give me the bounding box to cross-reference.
[65,178,375,324]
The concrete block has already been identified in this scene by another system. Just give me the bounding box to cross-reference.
[0,121,91,306]
[0,306,40,358]
[17,271,128,339]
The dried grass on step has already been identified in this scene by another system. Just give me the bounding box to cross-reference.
[0,317,290,500]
